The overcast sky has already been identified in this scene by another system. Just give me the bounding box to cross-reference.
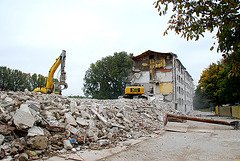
[0,0,222,96]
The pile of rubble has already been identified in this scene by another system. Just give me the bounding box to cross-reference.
[0,90,180,160]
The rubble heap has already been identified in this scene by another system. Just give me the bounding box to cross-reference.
[0,90,180,160]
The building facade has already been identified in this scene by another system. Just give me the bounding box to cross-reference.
[129,50,194,112]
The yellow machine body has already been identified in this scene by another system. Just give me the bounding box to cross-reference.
[125,86,144,95]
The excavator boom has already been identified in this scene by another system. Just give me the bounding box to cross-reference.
[34,50,68,94]
[59,50,68,90]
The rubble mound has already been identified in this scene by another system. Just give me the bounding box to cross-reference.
[0,90,180,160]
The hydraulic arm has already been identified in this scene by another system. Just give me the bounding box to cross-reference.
[34,50,68,94]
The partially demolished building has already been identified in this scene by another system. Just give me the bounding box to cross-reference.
[129,50,194,112]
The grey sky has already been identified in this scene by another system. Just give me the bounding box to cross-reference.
[0,0,222,96]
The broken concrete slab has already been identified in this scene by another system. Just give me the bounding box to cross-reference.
[4,97,13,103]
[65,124,79,135]
[76,117,88,126]
[18,153,29,161]
[164,122,189,133]
[65,113,77,126]
[28,126,44,136]
[29,136,48,150]
[0,134,4,145]
[13,108,36,129]
[63,140,72,150]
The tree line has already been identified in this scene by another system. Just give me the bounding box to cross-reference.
[0,66,48,91]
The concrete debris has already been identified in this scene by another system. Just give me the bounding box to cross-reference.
[63,140,73,150]
[0,90,182,160]
[76,117,88,126]
[29,136,48,150]
[28,126,44,136]
[18,153,29,161]
[0,135,4,145]
[13,108,36,129]
[65,113,77,126]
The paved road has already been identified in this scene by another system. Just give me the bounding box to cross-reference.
[101,119,240,161]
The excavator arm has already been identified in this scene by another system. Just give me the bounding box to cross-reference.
[34,50,68,94]
[59,50,68,90]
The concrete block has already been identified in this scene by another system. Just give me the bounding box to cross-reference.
[65,124,79,135]
[65,113,77,126]
[28,126,44,136]
[13,108,36,129]
[63,140,72,150]
[4,97,13,103]
[0,134,4,145]
[30,136,48,150]
[18,153,29,161]
[76,117,88,126]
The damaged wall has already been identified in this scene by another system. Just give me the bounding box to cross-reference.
[130,50,194,113]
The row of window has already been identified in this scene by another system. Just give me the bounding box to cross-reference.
[176,74,193,89]
[176,63,184,74]
[178,98,192,106]
[176,86,193,97]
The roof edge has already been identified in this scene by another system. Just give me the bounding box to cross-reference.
[131,50,177,60]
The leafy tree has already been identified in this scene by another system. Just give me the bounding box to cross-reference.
[31,73,38,89]
[83,63,99,98]
[11,69,24,91]
[0,67,10,90]
[0,67,12,90]
[198,62,223,105]
[154,0,240,75]
[219,60,240,104]
[37,74,46,87]
[22,73,32,91]
[83,52,133,99]
[198,61,240,106]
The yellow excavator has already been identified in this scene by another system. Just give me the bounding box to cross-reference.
[123,84,145,99]
[34,50,68,94]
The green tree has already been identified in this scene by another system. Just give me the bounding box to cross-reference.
[83,52,133,99]
[198,61,240,106]
[11,69,23,91]
[0,66,62,92]
[0,66,49,92]
[31,73,38,90]
[198,62,223,105]
[2,67,12,90]
[22,73,32,91]
[37,74,46,87]
[154,0,240,75]
[0,67,8,90]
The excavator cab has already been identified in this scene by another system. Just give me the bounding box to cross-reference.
[53,83,60,94]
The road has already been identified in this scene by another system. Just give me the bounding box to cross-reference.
[100,114,240,161]
[47,112,240,161]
